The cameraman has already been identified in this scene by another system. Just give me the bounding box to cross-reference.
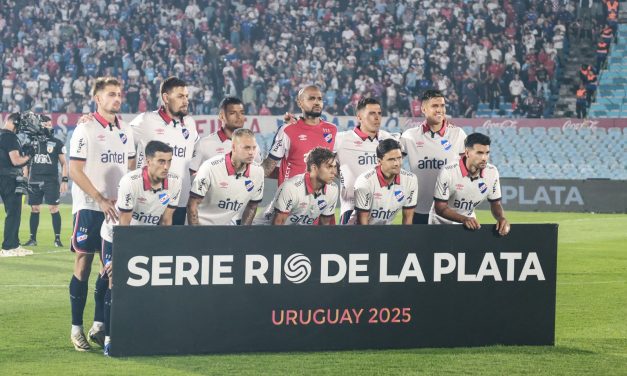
[23,118,68,247]
[0,113,34,257]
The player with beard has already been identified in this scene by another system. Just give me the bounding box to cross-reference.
[262,85,337,186]
[77,77,198,225]
[430,132,509,236]
[189,97,261,174]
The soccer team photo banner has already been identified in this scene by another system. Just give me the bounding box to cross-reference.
[110,224,558,356]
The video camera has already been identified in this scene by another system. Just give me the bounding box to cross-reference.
[14,111,53,156]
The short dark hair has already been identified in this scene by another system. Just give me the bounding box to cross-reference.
[7,112,19,123]
[465,133,491,149]
[92,77,121,96]
[219,97,244,113]
[421,89,445,102]
[355,97,381,113]
[306,147,336,172]
[376,138,402,159]
[145,140,173,158]
[160,76,187,95]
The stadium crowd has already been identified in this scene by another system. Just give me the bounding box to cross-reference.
[0,0,590,118]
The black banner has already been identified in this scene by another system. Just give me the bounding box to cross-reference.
[110,224,558,356]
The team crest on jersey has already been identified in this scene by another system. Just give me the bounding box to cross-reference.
[119,132,128,144]
[323,133,333,143]
[244,180,254,192]
[46,141,55,153]
[159,192,171,205]
[394,190,405,202]
[479,182,487,194]
[182,128,190,139]
[440,139,452,151]
[317,199,327,211]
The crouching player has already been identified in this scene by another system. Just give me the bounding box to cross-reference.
[99,141,181,355]
[429,132,510,236]
[352,139,418,225]
[254,147,339,225]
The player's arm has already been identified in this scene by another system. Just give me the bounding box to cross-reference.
[490,199,509,236]
[355,209,370,225]
[186,195,202,225]
[159,207,176,226]
[118,211,133,226]
[8,149,30,166]
[401,207,414,225]
[353,175,372,225]
[271,209,289,225]
[319,215,334,225]
[240,201,259,225]
[434,200,481,230]
[128,156,136,171]
[58,152,68,193]
[70,159,118,221]
[261,157,278,178]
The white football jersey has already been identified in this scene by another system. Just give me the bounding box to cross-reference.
[400,121,466,214]
[190,153,264,225]
[101,167,182,242]
[189,128,262,173]
[334,126,397,216]
[130,108,198,208]
[429,158,501,224]
[352,166,418,225]
[254,172,339,225]
[69,112,135,214]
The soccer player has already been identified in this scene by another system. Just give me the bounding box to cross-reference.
[99,140,181,356]
[400,89,466,224]
[261,85,337,186]
[130,76,198,225]
[187,128,264,225]
[24,118,68,247]
[254,147,338,225]
[352,139,418,225]
[334,97,398,224]
[189,96,261,174]
[68,77,135,351]
[430,132,510,236]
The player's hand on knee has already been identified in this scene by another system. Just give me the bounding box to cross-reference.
[77,113,94,124]
[462,217,481,230]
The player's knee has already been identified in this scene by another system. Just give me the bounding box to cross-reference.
[49,205,59,213]
[31,205,41,213]
[74,253,94,280]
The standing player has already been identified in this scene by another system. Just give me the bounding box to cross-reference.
[254,147,338,225]
[352,139,418,225]
[99,140,181,356]
[334,97,397,224]
[400,89,466,224]
[130,76,198,225]
[262,85,337,186]
[430,133,509,236]
[189,96,261,174]
[68,77,135,351]
[24,118,68,247]
[187,129,264,225]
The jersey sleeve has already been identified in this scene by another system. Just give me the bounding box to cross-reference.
[116,175,136,212]
[273,182,297,214]
[55,139,65,154]
[125,126,136,159]
[130,114,145,165]
[455,128,467,154]
[404,174,419,208]
[190,162,212,198]
[268,125,290,160]
[488,167,502,201]
[0,132,20,153]
[189,141,204,172]
[433,167,452,202]
[353,175,373,211]
[250,170,264,202]
[69,125,88,160]
[322,185,339,216]
[399,132,409,155]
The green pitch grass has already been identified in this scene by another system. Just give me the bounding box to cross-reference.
[0,205,625,375]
